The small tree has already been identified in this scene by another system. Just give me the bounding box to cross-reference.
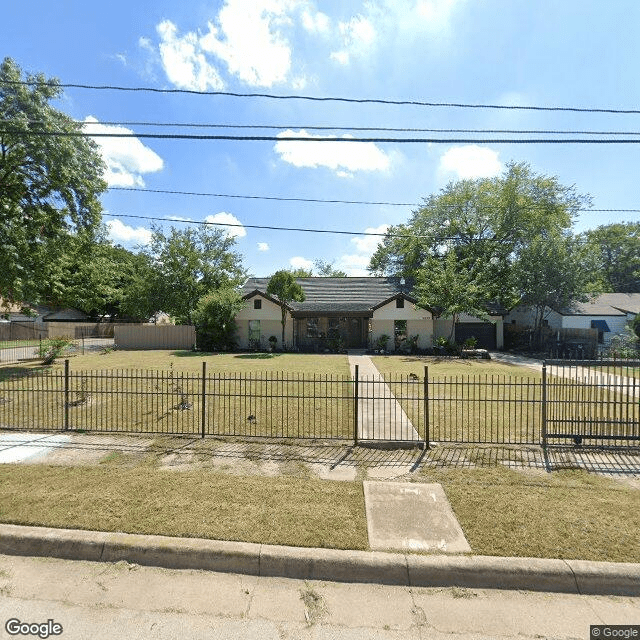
[415,251,490,342]
[266,271,305,348]
[192,288,244,351]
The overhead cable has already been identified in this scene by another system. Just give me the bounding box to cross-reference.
[3,79,640,114]
[4,129,640,144]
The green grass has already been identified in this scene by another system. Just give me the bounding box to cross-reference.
[426,465,640,563]
[371,356,542,444]
[0,340,40,350]
[52,350,351,376]
[0,464,368,550]
[0,459,637,563]
[371,355,540,379]
[0,352,354,439]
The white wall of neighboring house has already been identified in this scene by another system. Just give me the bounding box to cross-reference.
[558,313,628,345]
[370,299,433,351]
[235,294,293,349]
[506,303,634,346]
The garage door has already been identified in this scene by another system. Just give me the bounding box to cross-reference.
[455,322,496,350]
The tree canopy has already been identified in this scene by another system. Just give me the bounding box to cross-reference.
[139,225,246,325]
[581,222,640,292]
[370,162,590,308]
[0,57,106,306]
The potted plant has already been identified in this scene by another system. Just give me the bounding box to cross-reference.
[268,335,278,352]
[376,334,390,354]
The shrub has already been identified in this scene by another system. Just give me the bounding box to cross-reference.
[38,337,74,365]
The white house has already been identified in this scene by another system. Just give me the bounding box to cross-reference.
[506,293,640,346]
[235,277,505,351]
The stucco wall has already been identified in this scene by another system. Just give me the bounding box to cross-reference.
[370,300,433,351]
[235,294,293,349]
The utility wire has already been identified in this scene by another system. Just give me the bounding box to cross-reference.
[4,129,640,144]
[109,187,416,207]
[103,212,417,238]
[107,187,640,214]
[13,119,640,136]
[4,79,640,114]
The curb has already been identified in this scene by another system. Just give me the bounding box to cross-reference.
[0,524,638,596]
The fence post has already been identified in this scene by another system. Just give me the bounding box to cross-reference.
[64,359,70,431]
[201,361,207,438]
[353,364,359,446]
[424,365,430,450]
[541,362,547,448]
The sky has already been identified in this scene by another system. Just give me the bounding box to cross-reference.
[3,0,640,277]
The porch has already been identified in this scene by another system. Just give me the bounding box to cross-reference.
[294,314,370,351]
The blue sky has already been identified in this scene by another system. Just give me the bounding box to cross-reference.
[4,0,640,276]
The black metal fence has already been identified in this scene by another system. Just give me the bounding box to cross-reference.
[0,359,638,447]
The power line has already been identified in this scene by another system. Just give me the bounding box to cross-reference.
[4,79,640,114]
[111,187,640,213]
[5,129,640,144]
[104,212,411,238]
[16,119,640,136]
[109,187,416,207]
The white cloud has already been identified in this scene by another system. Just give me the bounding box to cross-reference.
[330,14,376,65]
[154,1,304,89]
[438,145,503,180]
[335,224,390,276]
[351,224,390,254]
[274,130,391,176]
[289,256,313,270]
[106,219,152,245]
[257,242,270,251]
[204,212,247,238]
[301,8,330,34]
[414,0,462,29]
[156,20,225,91]
[83,117,164,187]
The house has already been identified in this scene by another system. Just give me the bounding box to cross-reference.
[506,293,640,346]
[235,277,505,351]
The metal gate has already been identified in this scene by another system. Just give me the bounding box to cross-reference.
[542,359,640,447]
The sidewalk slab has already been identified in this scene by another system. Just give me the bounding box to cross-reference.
[363,481,471,553]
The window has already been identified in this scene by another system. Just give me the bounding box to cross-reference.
[396,297,404,309]
[306,317,320,338]
[248,320,260,344]
[253,299,262,310]
[394,319,407,350]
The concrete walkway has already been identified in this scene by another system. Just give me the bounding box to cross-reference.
[348,353,421,443]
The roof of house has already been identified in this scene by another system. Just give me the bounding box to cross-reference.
[241,277,507,316]
[557,293,640,316]
[241,277,413,313]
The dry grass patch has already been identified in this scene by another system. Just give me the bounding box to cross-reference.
[371,355,540,379]
[423,465,640,563]
[0,353,354,438]
[0,464,367,550]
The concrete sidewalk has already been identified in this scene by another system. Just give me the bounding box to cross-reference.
[348,353,421,443]
[0,523,638,596]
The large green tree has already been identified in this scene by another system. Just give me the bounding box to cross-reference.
[369,162,589,307]
[141,225,246,324]
[581,222,640,292]
[266,270,305,347]
[0,57,106,306]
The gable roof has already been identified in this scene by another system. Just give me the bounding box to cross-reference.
[556,293,640,316]
[241,277,412,313]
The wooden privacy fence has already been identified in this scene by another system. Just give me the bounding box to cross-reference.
[0,359,637,446]
[114,325,196,350]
